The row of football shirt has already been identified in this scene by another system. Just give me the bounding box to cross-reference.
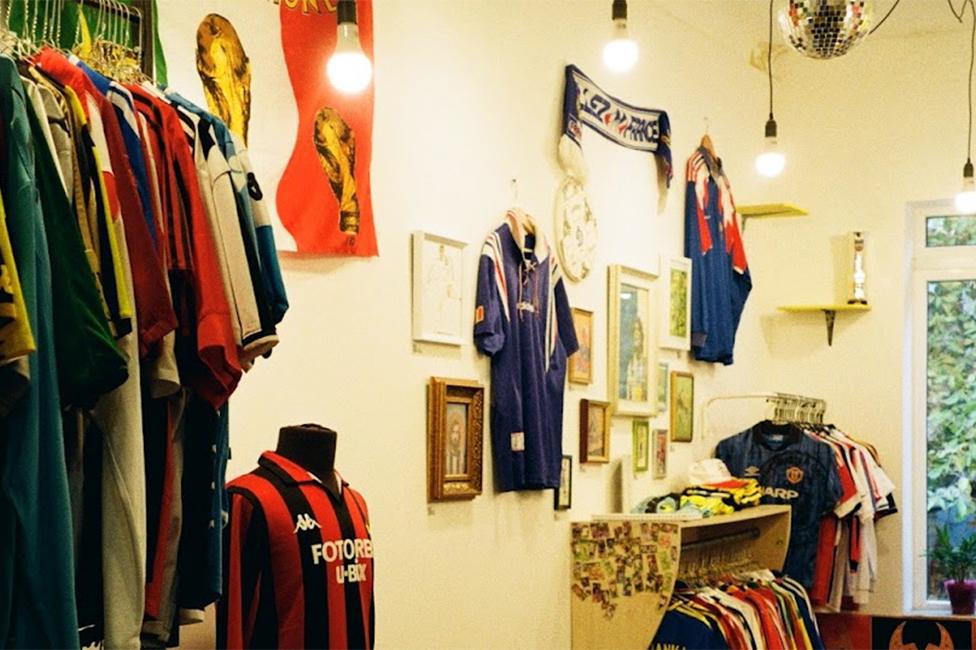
[0,46,286,650]
[715,421,895,606]
[650,571,825,650]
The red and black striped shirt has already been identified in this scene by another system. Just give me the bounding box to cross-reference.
[218,452,374,649]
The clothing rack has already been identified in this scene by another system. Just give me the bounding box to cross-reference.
[680,526,760,552]
[701,392,827,441]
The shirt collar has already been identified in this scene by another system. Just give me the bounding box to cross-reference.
[259,451,348,494]
[505,208,549,263]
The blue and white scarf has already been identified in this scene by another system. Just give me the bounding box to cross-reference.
[559,64,672,186]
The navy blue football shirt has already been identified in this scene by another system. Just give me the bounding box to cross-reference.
[715,423,842,587]
[474,210,578,492]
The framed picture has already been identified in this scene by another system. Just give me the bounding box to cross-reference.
[660,256,692,351]
[580,399,611,463]
[412,232,467,346]
[427,377,485,501]
[632,420,649,473]
[555,455,573,510]
[652,429,668,479]
[669,371,694,443]
[656,361,669,414]
[608,264,659,416]
[569,308,594,385]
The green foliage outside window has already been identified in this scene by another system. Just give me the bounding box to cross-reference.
[926,215,976,597]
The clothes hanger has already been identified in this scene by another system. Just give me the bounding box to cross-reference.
[700,117,718,160]
[509,178,535,235]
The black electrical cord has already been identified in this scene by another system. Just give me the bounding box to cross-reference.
[767,0,774,120]
[868,0,903,35]
[949,0,976,166]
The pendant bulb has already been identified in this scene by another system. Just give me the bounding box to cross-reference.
[956,160,976,212]
[327,0,372,94]
[756,116,785,177]
[603,0,638,73]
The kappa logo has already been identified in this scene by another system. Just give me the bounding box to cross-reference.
[785,466,804,484]
[744,466,760,477]
[293,513,321,533]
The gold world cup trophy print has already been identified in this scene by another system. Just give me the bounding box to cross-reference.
[196,14,252,144]
[313,107,360,236]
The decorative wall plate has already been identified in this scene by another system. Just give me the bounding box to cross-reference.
[555,176,597,282]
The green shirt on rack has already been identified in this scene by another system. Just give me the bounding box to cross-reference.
[0,55,80,650]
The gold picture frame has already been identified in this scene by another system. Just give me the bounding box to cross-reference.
[652,428,668,479]
[659,255,692,351]
[608,264,658,416]
[427,377,485,501]
[580,399,611,463]
[569,308,594,385]
[669,371,694,443]
[632,420,649,473]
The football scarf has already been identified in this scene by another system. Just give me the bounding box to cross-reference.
[558,64,672,186]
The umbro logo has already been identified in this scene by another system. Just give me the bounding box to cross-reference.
[293,513,321,533]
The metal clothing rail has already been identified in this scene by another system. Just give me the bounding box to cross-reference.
[64,0,154,78]
[701,392,828,442]
[680,527,760,552]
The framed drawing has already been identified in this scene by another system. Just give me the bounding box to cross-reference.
[669,371,694,443]
[569,308,594,385]
[580,399,611,463]
[412,232,467,346]
[660,256,692,351]
[608,264,658,416]
[427,377,484,501]
[656,361,669,414]
[632,420,649,473]
[555,455,573,510]
[652,429,668,479]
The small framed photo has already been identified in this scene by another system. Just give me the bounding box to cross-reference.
[427,377,484,501]
[632,420,649,473]
[656,361,669,414]
[569,308,594,385]
[669,371,694,443]
[580,399,611,463]
[555,455,573,510]
[652,429,668,479]
[412,232,467,346]
[659,256,692,351]
[608,264,659,416]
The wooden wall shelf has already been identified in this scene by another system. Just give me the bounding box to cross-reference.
[570,505,792,649]
[777,304,871,345]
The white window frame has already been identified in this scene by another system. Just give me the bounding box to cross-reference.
[905,199,976,611]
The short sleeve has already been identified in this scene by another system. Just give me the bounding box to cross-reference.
[553,274,578,356]
[822,447,844,516]
[474,241,507,355]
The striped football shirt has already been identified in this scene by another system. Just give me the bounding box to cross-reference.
[218,452,374,649]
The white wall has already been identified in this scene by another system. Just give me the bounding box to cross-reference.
[155,0,946,646]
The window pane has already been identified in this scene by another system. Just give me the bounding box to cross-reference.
[926,278,976,599]
[926,215,976,247]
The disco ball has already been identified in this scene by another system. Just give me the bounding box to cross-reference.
[780,0,874,60]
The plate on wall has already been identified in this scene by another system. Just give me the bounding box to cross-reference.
[555,176,597,282]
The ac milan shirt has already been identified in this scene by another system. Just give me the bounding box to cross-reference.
[474,210,579,492]
[218,452,374,649]
[715,423,842,587]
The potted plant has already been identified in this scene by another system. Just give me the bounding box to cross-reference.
[929,525,976,615]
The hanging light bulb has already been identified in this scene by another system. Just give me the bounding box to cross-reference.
[755,0,785,178]
[956,161,976,212]
[954,1,976,212]
[327,0,372,94]
[756,117,786,177]
[603,0,638,74]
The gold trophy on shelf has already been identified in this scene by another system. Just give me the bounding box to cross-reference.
[848,230,868,305]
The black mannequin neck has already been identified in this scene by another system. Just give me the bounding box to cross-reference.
[275,424,340,495]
